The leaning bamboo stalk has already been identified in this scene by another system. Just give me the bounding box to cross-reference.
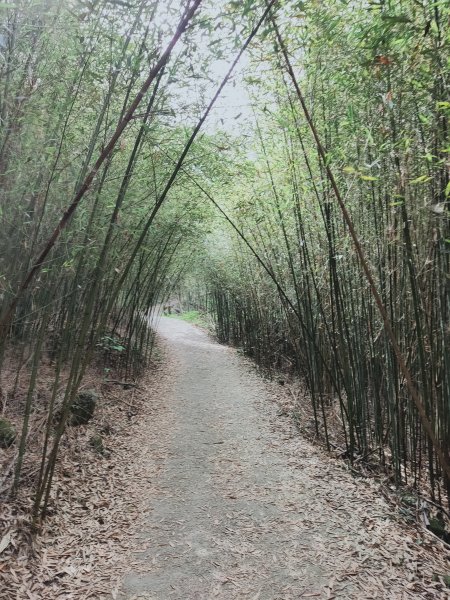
[0,0,203,336]
[106,0,280,317]
[34,0,280,510]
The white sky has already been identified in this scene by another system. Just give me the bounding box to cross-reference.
[155,0,261,136]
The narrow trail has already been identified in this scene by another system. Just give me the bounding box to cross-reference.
[120,317,447,600]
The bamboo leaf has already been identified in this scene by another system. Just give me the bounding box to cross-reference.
[445,181,450,198]
[410,175,431,184]
[381,14,411,24]
[0,532,11,554]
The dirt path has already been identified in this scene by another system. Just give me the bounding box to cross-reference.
[119,317,448,600]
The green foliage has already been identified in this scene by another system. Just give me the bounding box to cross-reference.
[0,418,16,448]
[97,336,126,353]
[168,310,211,329]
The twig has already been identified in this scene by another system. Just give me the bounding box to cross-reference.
[104,379,141,389]
[420,496,450,521]
[421,525,450,550]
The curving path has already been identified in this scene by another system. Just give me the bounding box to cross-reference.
[119,317,447,599]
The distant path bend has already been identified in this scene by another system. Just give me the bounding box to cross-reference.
[120,317,446,600]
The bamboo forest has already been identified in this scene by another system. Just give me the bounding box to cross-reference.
[0,0,449,598]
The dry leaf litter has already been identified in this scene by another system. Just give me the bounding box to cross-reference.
[0,352,175,600]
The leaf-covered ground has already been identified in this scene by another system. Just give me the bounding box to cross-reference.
[1,317,449,599]
[0,359,173,600]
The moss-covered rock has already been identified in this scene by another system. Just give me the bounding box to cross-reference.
[0,418,16,448]
[428,516,446,538]
[70,389,98,426]
[89,433,104,454]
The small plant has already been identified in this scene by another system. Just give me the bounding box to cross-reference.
[97,336,126,353]
[168,310,211,329]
